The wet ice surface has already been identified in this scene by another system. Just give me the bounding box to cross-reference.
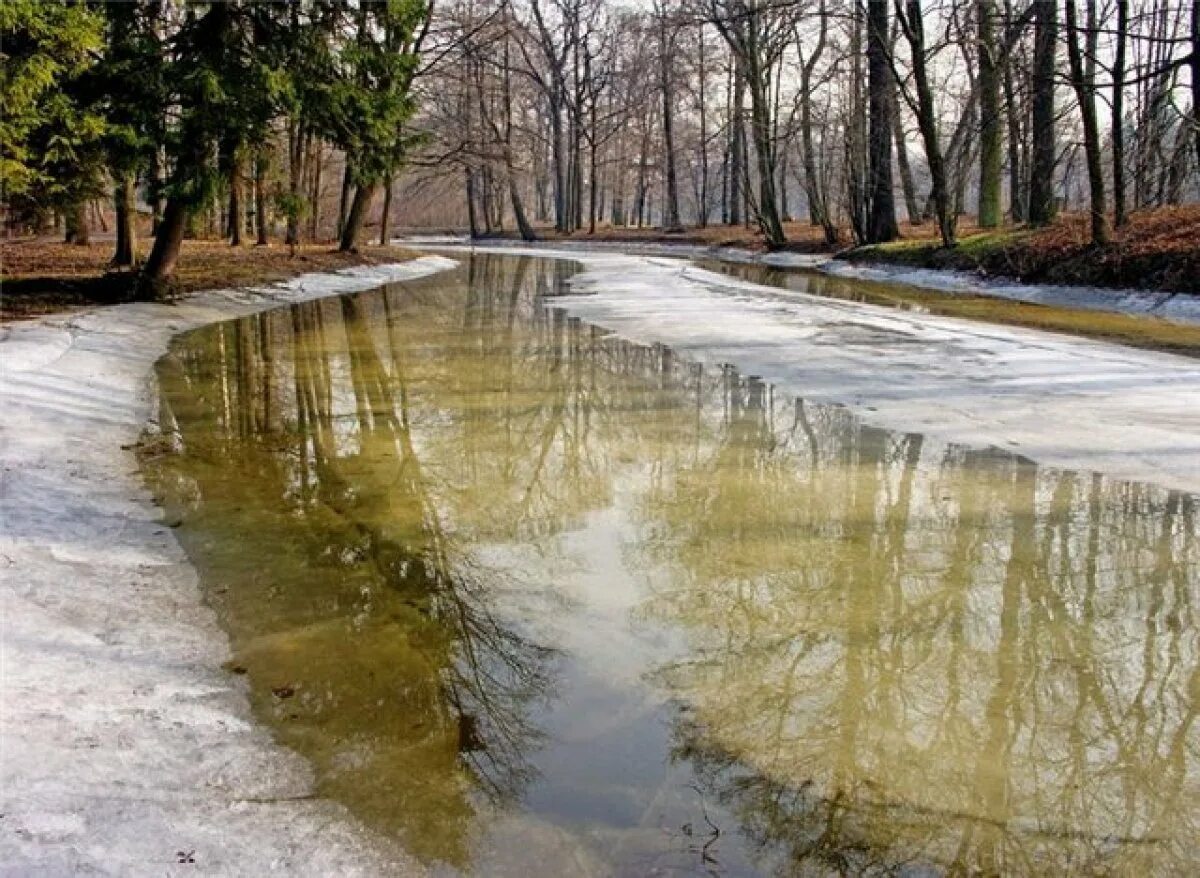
[146,255,1200,877]
[0,257,456,876]
[420,245,1200,495]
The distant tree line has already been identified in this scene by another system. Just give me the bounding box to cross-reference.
[3,0,1198,284]
[420,0,1199,248]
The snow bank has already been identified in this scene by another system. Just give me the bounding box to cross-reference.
[416,244,1200,495]
[0,256,455,876]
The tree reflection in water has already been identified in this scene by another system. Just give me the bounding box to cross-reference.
[147,253,1199,876]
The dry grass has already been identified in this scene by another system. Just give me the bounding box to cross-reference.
[1,238,422,321]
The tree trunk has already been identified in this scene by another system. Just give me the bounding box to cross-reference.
[977,0,1002,227]
[1064,0,1108,245]
[379,175,393,246]
[729,60,744,226]
[64,201,90,245]
[1028,0,1057,226]
[466,170,480,237]
[228,151,243,246]
[255,153,269,246]
[1191,0,1199,169]
[339,182,376,252]
[337,163,353,239]
[113,175,137,266]
[866,0,898,242]
[902,0,955,247]
[659,13,682,232]
[1111,0,1127,227]
[143,198,189,284]
[892,87,921,224]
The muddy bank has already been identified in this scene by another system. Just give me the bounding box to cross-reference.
[0,257,455,875]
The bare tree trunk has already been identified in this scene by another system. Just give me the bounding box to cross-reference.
[977,0,1002,227]
[1028,0,1057,225]
[466,169,480,237]
[866,0,898,242]
[337,163,353,240]
[1065,0,1108,244]
[1192,0,1200,169]
[255,153,269,246]
[113,175,137,266]
[143,198,188,284]
[892,86,921,224]
[339,183,376,252]
[899,0,955,247]
[1112,0,1127,227]
[64,201,90,245]
[379,174,393,246]
[729,59,744,226]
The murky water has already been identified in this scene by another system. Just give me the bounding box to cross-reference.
[144,254,1200,876]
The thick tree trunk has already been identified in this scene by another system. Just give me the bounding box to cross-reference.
[143,198,189,284]
[866,0,898,242]
[977,0,1002,227]
[510,175,537,241]
[339,182,376,252]
[113,176,137,266]
[1028,0,1057,226]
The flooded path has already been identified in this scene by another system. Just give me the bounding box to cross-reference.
[145,254,1200,876]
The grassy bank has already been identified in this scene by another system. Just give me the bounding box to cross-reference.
[841,206,1200,293]
[1,238,422,322]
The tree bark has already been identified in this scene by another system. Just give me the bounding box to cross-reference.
[64,201,90,245]
[1028,0,1057,225]
[866,0,898,242]
[113,175,137,266]
[977,0,1002,227]
[339,182,376,252]
[255,153,269,246]
[337,163,353,239]
[1064,0,1108,244]
[899,0,955,247]
[143,198,188,284]
[729,60,744,226]
[379,175,393,246]
[1112,0,1127,227]
[659,10,682,231]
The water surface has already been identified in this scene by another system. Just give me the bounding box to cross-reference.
[145,254,1200,876]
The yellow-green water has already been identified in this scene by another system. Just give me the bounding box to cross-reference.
[144,254,1200,876]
